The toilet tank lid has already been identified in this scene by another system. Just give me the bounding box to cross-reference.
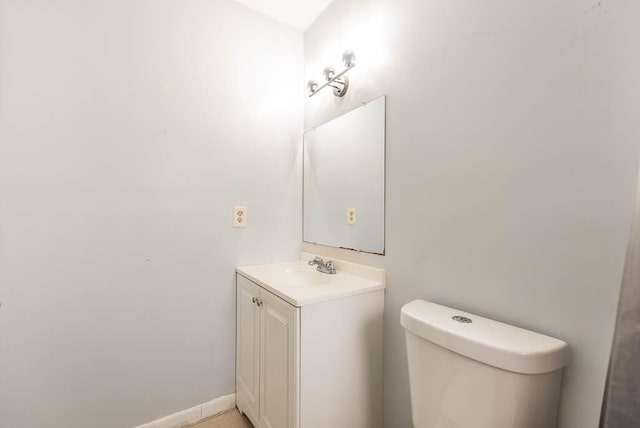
[400,300,570,375]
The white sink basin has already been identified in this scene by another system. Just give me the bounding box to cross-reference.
[279,267,331,287]
[236,253,386,307]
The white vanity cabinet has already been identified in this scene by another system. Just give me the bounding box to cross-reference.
[236,274,299,428]
[235,256,384,428]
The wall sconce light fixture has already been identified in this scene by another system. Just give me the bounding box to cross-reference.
[307,50,356,98]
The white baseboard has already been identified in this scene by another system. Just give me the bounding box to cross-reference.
[200,394,237,419]
[134,393,236,428]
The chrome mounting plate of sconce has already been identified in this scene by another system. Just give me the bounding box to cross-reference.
[308,50,356,98]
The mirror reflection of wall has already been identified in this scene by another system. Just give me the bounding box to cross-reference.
[303,96,386,254]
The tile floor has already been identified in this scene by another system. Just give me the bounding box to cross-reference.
[187,409,253,428]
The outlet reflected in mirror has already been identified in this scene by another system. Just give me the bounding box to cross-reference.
[303,96,385,254]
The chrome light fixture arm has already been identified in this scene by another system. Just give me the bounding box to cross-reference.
[308,50,356,98]
[309,65,353,98]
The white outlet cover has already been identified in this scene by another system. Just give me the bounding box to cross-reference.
[347,208,356,225]
[234,206,247,228]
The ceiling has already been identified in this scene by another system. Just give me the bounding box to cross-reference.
[234,0,335,31]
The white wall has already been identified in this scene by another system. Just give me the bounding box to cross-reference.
[0,1,302,427]
[304,0,640,427]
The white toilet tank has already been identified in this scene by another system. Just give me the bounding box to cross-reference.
[401,300,570,428]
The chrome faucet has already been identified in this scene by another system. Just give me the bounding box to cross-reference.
[308,256,336,274]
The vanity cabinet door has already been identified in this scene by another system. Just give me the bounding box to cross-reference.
[259,289,299,428]
[236,275,261,425]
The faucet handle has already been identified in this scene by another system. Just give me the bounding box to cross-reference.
[325,260,336,274]
[309,256,323,265]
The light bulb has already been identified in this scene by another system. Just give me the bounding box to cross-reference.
[322,67,336,82]
[342,50,356,68]
[307,80,319,95]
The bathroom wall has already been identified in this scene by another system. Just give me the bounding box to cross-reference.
[0,1,302,427]
[304,0,640,427]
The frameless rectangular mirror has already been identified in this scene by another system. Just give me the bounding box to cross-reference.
[303,96,386,254]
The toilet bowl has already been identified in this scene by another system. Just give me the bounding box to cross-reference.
[401,300,570,428]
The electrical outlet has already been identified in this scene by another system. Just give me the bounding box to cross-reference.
[347,208,356,224]
[233,206,247,228]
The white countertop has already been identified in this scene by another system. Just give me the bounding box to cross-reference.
[236,253,385,307]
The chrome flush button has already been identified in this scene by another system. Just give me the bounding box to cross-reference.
[452,315,473,324]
